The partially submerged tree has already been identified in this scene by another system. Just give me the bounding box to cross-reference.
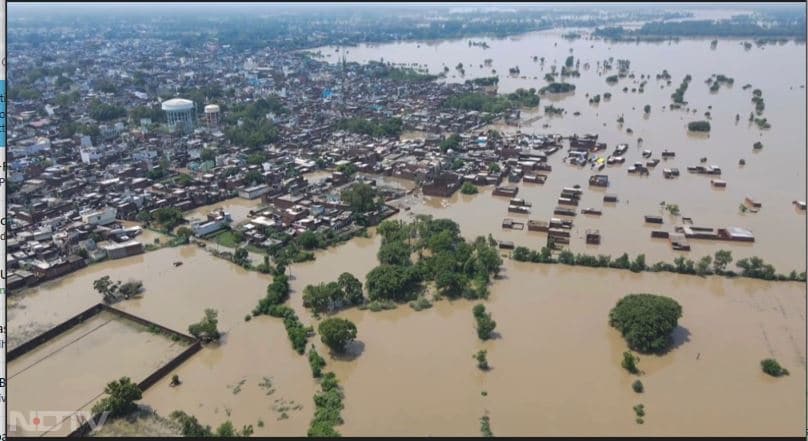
[609,294,682,353]
[188,309,221,343]
[92,377,142,419]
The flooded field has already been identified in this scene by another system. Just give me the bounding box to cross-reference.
[8,310,189,437]
[9,245,318,437]
[9,224,805,436]
[317,30,807,272]
[286,231,807,436]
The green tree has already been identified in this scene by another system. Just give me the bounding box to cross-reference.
[169,410,213,437]
[609,294,683,353]
[308,345,327,378]
[474,350,489,370]
[630,254,646,273]
[713,250,732,274]
[188,309,221,343]
[365,264,422,302]
[622,351,640,374]
[297,231,322,250]
[303,282,344,314]
[461,182,479,194]
[337,272,365,306]
[176,227,193,240]
[696,255,712,276]
[473,304,497,340]
[318,317,358,353]
[92,377,142,419]
[233,248,249,267]
[93,275,120,303]
[761,358,789,377]
[152,207,185,231]
[341,182,381,214]
[377,240,412,266]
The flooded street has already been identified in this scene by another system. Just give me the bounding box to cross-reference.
[317,31,806,272]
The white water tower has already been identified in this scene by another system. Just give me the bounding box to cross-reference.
[204,104,221,128]
[161,98,195,134]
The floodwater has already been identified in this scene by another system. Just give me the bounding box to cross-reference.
[10,30,807,437]
[8,311,189,437]
[9,246,318,437]
[287,231,807,436]
[9,226,806,436]
[315,30,807,272]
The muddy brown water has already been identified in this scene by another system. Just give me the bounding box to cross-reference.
[9,30,807,436]
[316,30,806,272]
[9,228,804,436]
[8,311,189,437]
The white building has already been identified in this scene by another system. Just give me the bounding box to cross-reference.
[190,210,233,237]
[80,207,117,226]
[80,147,102,164]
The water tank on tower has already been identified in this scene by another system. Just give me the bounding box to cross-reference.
[161,98,195,135]
[204,104,221,128]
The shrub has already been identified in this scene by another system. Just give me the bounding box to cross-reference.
[409,296,433,311]
[461,182,479,194]
[188,309,221,343]
[761,358,789,377]
[169,410,213,437]
[474,350,489,370]
[473,304,497,340]
[92,377,142,419]
[609,294,682,353]
[622,351,640,374]
[308,346,327,378]
[633,404,645,417]
[480,415,494,437]
[632,380,644,393]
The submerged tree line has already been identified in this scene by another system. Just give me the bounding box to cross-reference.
[511,245,806,282]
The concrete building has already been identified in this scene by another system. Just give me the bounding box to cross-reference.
[238,184,271,200]
[101,240,145,259]
[190,210,233,237]
[161,98,195,134]
[80,207,117,226]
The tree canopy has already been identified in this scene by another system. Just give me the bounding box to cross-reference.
[318,317,358,353]
[609,294,683,353]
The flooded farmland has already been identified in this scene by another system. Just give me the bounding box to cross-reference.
[316,30,807,272]
[9,30,806,437]
[8,310,189,437]
[9,223,806,436]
